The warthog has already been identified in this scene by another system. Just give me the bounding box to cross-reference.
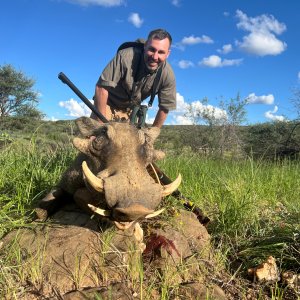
[36,117,181,229]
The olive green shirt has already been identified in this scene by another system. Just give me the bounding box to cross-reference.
[96,46,176,111]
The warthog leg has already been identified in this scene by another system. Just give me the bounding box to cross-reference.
[35,188,72,221]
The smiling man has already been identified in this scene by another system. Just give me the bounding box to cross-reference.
[92,29,176,128]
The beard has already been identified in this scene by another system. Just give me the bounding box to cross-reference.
[144,55,162,72]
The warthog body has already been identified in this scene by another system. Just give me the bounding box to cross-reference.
[37,117,180,226]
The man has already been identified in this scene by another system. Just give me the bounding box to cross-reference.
[91,28,176,128]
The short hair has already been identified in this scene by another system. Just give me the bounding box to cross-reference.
[147,29,172,46]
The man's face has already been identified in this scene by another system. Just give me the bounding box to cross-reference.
[144,38,171,72]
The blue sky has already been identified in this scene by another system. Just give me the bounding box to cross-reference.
[1,0,300,125]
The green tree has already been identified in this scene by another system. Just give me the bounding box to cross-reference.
[184,94,247,157]
[183,97,226,154]
[244,121,300,159]
[0,64,39,118]
[218,93,247,156]
[14,103,45,120]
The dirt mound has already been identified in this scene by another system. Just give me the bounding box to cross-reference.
[1,203,227,299]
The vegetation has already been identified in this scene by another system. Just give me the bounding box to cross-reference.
[0,64,41,119]
[157,121,300,160]
[0,117,299,299]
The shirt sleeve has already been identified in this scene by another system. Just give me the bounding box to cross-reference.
[96,52,124,88]
[158,64,177,111]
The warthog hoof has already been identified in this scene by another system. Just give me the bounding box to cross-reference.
[35,207,48,222]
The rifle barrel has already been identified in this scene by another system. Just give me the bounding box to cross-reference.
[58,72,109,123]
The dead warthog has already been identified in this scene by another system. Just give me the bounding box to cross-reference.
[36,117,181,229]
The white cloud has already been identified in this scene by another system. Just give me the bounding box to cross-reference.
[246,93,274,105]
[169,93,227,125]
[200,55,221,67]
[172,115,194,125]
[169,92,191,124]
[236,10,286,34]
[43,116,58,122]
[189,101,227,122]
[217,44,233,54]
[59,98,91,117]
[199,55,243,68]
[298,71,300,81]
[178,60,194,69]
[171,0,181,7]
[235,10,287,56]
[181,34,213,45]
[175,92,189,112]
[128,13,143,28]
[146,115,155,125]
[67,0,124,6]
[237,32,287,56]
[174,34,214,50]
[264,106,286,121]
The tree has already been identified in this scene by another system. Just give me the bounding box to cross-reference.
[244,121,300,159]
[14,103,45,120]
[184,97,227,126]
[218,94,247,156]
[183,97,225,154]
[184,94,247,157]
[0,64,39,118]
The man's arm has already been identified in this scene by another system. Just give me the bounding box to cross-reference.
[152,107,168,128]
[91,85,109,123]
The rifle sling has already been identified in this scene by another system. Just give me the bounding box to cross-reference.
[130,51,163,108]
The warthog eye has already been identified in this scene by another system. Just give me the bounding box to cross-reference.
[100,127,108,135]
[91,127,111,152]
[95,126,108,136]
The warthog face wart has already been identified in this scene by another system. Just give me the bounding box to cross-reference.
[58,117,181,228]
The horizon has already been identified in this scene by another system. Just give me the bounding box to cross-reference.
[1,0,300,125]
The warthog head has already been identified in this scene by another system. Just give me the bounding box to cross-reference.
[59,117,181,229]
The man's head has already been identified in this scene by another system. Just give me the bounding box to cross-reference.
[144,29,172,72]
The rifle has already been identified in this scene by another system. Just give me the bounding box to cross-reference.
[58,72,210,226]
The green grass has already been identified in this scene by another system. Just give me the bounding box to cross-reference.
[158,154,300,272]
[0,137,76,238]
[0,133,299,298]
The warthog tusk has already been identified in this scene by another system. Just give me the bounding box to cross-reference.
[88,204,110,217]
[82,161,104,192]
[161,174,182,197]
[145,208,165,219]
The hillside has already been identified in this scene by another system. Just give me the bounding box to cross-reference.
[1,116,300,159]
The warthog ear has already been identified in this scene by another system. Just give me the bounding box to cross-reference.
[75,117,105,137]
[106,125,122,148]
[73,137,89,153]
[142,127,160,143]
[106,125,116,141]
